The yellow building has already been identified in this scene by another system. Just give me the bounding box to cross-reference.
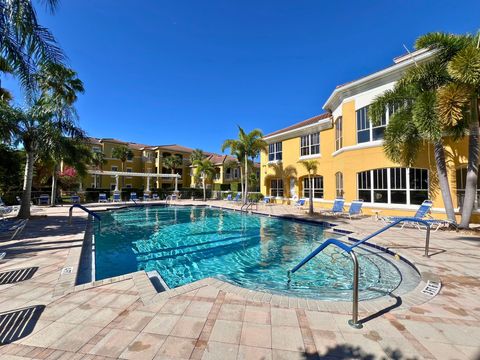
[84,138,193,190]
[260,49,479,222]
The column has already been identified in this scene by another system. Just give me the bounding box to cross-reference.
[174,174,179,193]
[115,175,119,192]
[146,176,151,193]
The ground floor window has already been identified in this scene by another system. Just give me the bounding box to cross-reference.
[456,167,480,209]
[335,172,343,198]
[357,168,428,205]
[303,176,323,199]
[270,179,283,197]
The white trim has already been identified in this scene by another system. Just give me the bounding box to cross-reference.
[267,160,282,165]
[299,154,321,161]
[88,170,181,178]
[332,140,383,157]
[264,118,332,142]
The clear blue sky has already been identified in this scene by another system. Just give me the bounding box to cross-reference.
[4,0,480,153]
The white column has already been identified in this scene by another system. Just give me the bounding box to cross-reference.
[93,174,97,188]
[174,174,179,192]
[115,175,119,192]
[146,176,150,192]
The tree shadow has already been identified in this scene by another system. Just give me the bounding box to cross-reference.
[302,345,417,359]
[0,266,38,285]
[0,305,45,345]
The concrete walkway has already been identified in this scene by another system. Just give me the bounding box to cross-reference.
[0,201,479,359]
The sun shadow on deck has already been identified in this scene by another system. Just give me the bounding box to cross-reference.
[0,267,38,285]
[0,305,45,345]
[300,344,415,359]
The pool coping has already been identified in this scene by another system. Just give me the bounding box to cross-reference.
[64,203,440,315]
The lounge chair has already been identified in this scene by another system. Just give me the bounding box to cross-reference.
[232,193,241,202]
[381,200,433,227]
[340,200,364,219]
[0,218,28,240]
[0,252,5,260]
[71,195,80,204]
[130,192,137,202]
[113,193,121,202]
[98,193,108,203]
[294,198,306,209]
[319,198,345,216]
[152,193,159,201]
[38,194,49,205]
[225,194,232,201]
[143,193,150,201]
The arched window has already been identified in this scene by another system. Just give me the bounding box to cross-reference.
[456,168,480,209]
[303,176,323,199]
[335,172,343,198]
[335,117,342,151]
[357,168,428,205]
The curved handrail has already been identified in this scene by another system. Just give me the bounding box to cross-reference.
[290,217,432,275]
[69,203,101,223]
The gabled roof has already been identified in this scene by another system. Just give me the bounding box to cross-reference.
[264,113,331,138]
[157,144,195,153]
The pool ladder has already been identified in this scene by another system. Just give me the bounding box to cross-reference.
[288,217,432,329]
[69,204,101,228]
[241,201,257,212]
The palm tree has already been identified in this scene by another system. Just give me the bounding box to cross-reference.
[91,151,107,188]
[417,32,480,228]
[299,160,318,215]
[0,0,64,91]
[112,146,133,188]
[190,148,205,163]
[163,155,183,189]
[221,142,245,196]
[265,163,297,199]
[222,127,267,204]
[193,159,215,201]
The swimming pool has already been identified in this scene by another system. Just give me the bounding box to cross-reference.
[94,206,420,301]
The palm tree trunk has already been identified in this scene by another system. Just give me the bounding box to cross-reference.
[50,163,57,206]
[244,154,248,204]
[18,151,34,219]
[433,141,456,223]
[202,176,206,201]
[309,174,314,215]
[239,166,244,200]
[459,97,479,229]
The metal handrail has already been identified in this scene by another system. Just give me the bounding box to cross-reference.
[68,204,101,224]
[241,201,258,212]
[288,217,432,329]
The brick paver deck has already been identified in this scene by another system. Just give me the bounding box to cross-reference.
[0,200,479,359]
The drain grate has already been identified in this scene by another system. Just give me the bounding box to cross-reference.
[61,267,73,275]
[421,280,441,297]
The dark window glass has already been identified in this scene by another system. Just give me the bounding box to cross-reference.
[391,190,407,204]
[373,190,388,203]
[372,127,385,140]
[358,190,371,202]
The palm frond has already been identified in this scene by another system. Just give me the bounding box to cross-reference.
[437,83,471,127]
[447,45,480,86]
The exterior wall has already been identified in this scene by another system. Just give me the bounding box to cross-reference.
[261,99,476,222]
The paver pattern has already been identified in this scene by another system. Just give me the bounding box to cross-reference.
[0,200,479,359]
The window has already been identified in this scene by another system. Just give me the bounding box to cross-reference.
[300,133,320,157]
[303,176,323,199]
[268,142,282,162]
[127,152,134,161]
[335,117,343,151]
[335,172,343,198]
[270,179,283,197]
[111,166,118,171]
[456,168,480,209]
[356,106,391,143]
[357,168,428,205]
[110,184,116,190]
[126,184,132,188]
[92,146,101,153]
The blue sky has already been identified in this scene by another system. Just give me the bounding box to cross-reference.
[4,0,480,153]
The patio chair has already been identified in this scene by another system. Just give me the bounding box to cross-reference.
[225,194,232,201]
[340,200,364,219]
[98,193,108,203]
[294,198,306,209]
[380,200,433,228]
[232,193,241,202]
[130,192,138,202]
[0,218,28,240]
[143,193,150,201]
[38,194,49,205]
[113,193,121,202]
[422,218,458,232]
[319,198,345,216]
[0,252,5,260]
[71,195,80,204]
[152,193,159,201]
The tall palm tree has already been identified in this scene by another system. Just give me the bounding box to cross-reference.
[265,163,297,199]
[417,32,480,228]
[91,151,106,188]
[190,148,205,163]
[193,159,215,201]
[112,146,133,188]
[222,127,267,204]
[299,160,318,215]
[163,155,183,189]
[221,142,245,196]
[0,0,64,91]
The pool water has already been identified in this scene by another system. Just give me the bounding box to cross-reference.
[94,206,418,301]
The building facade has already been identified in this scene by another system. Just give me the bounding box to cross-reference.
[260,49,479,221]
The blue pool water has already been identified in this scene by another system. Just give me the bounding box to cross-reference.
[94,206,415,301]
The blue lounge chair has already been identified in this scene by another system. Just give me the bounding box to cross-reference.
[38,194,49,205]
[233,193,241,202]
[225,194,232,201]
[152,193,159,201]
[341,200,364,219]
[381,200,433,225]
[0,197,14,217]
[98,193,108,203]
[143,193,150,201]
[130,192,137,202]
[319,198,345,215]
[113,193,121,202]
[294,198,306,209]
[71,195,80,204]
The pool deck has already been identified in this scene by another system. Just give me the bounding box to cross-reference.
[0,200,479,359]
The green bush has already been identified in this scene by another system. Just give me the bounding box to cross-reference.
[220,184,231,191]
[248,193,264,202]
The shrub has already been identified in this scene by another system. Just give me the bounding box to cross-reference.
[220,184,231,191]
[248,193,264,202]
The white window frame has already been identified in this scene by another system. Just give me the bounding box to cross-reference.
[335,172,343,198]
[300,133,320,158]
[111,166,118,178]
[268,142,282,162]
[303,176,324,199]
[335,117,343,151]
[356,106,392,144]
[456,167,480,209]
[357,168,428,205]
